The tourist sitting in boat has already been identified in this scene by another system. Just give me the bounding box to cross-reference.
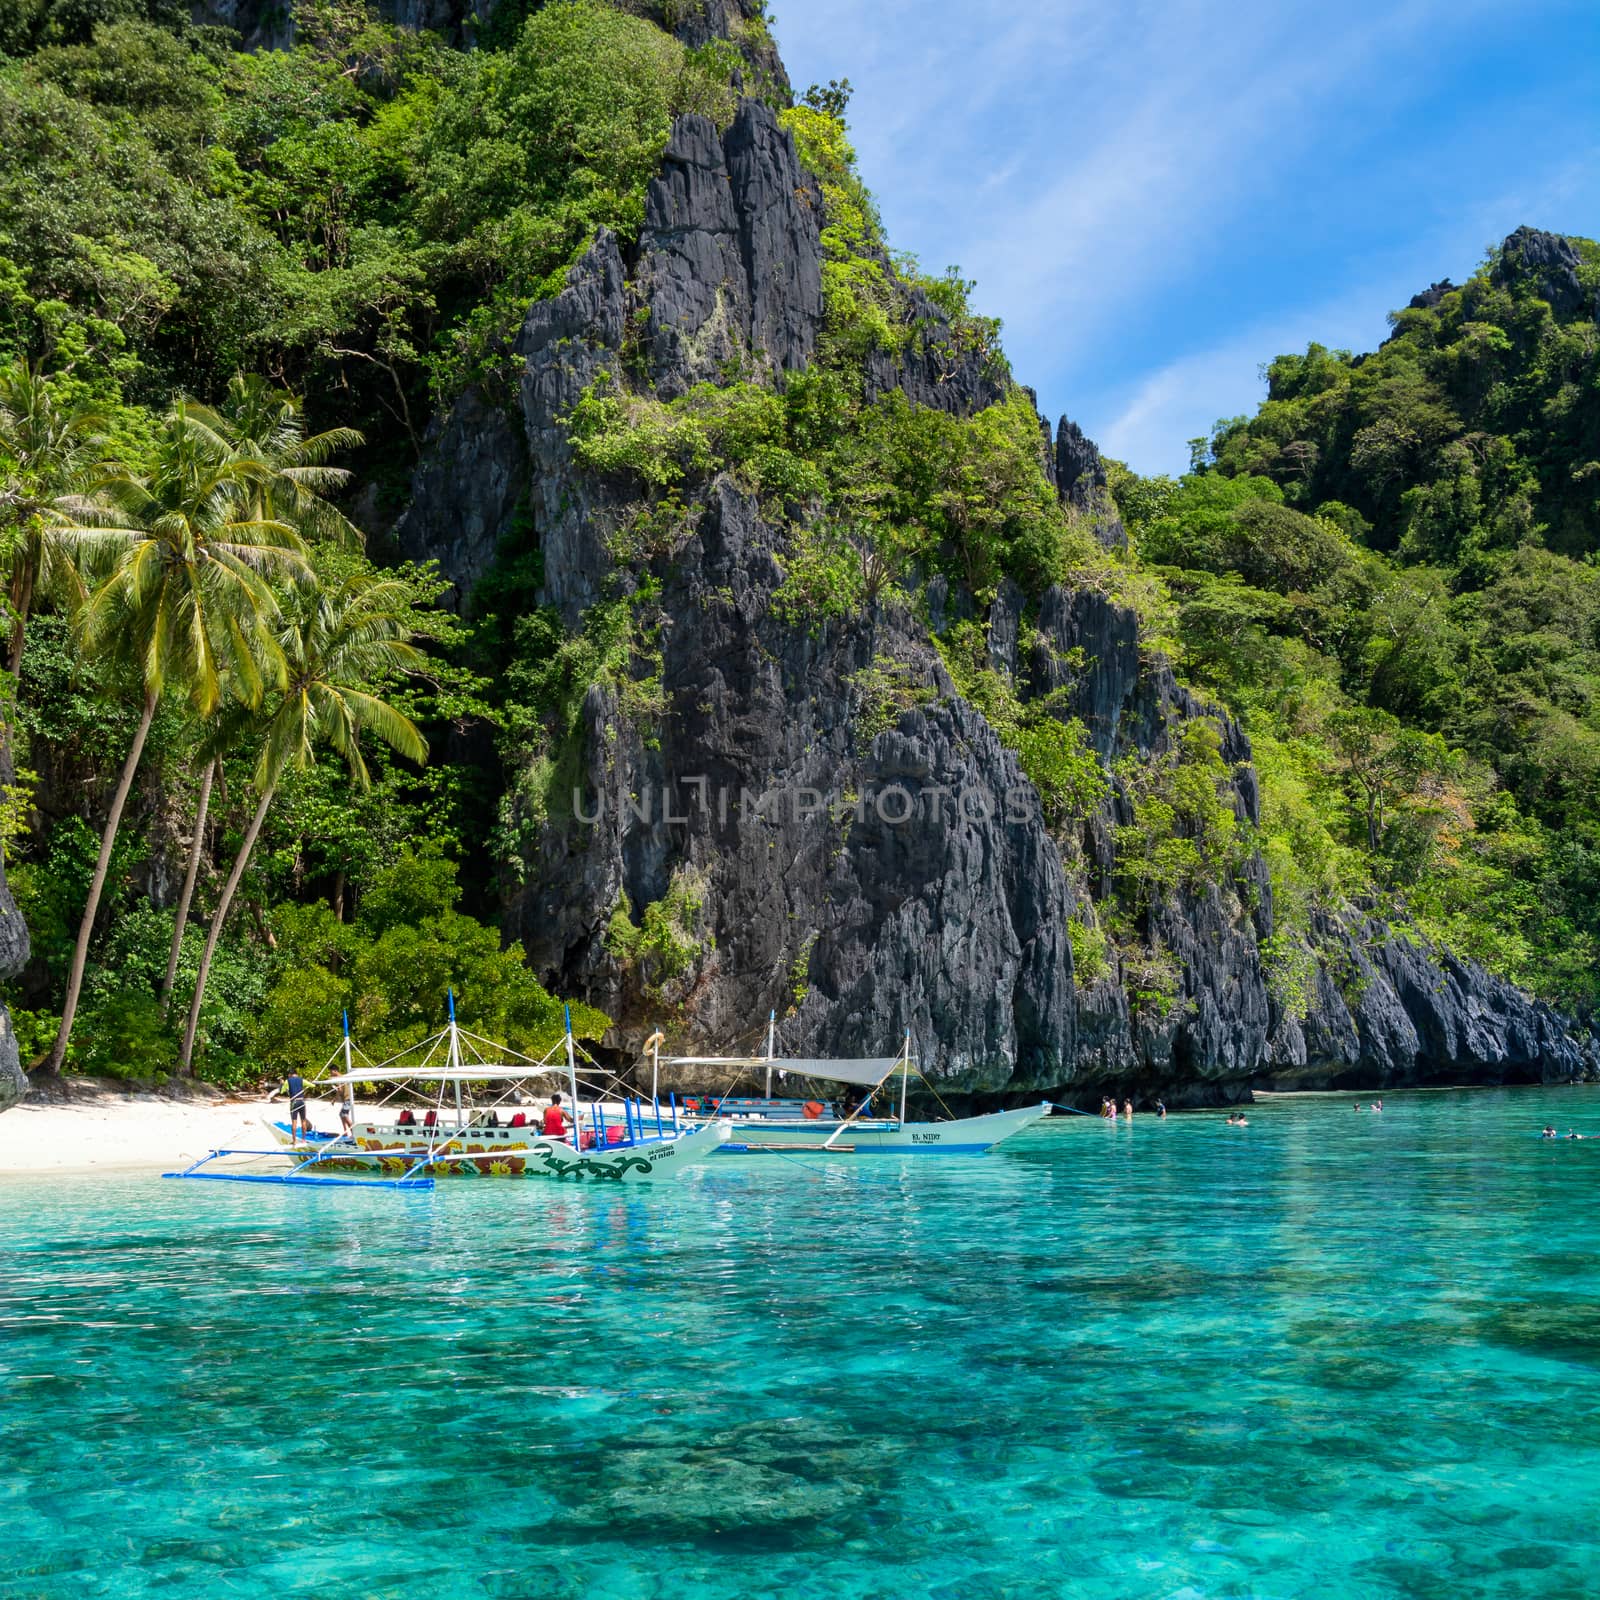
[542,1094,572,1139]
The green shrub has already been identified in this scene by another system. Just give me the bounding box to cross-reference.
[1067,917,1110,985]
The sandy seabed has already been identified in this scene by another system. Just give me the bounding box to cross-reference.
[0,1087,346,1175]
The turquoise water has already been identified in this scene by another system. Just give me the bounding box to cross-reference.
[4,1087,1600,1600]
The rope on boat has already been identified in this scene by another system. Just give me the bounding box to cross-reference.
[1045,1101,1103,1117]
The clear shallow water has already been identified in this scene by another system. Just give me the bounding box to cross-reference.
[4,1087,1600,1600]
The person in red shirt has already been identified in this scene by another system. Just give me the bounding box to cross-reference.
[542,1094,573,1140]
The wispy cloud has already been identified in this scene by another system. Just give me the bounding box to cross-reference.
[773,0,1600,472]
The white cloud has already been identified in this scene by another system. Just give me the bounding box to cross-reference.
[773,0,1600,473]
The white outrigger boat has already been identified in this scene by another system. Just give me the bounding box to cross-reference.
[165,999,727,1190]
[653,1018,1050,1155]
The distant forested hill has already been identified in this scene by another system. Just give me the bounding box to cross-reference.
[1113,227,1600,1015]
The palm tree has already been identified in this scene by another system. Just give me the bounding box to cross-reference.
[177,569,428,1075]
[193,375,365,546]
[42,402,310,1076]
[159,754,216,1015]
[160,379,364,1018]
[0,361,116,680]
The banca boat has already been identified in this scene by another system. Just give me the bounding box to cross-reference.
[166,999,727,1190]
[653,1019,1049,1155]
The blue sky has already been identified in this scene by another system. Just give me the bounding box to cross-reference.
[771,0,1600,475]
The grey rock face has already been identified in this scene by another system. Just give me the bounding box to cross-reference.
[513,229,633,622]
[396,103,1599,1101]
[863,280,1010,417]
[393,386,529,610]
[1407,279,1456,311]
[510,480,1076,1085]
[1493,227,1591,320]
[1270,914,1596,1089]
[671,0,792,98]
[636,105,822,396]
[1054,417,1128,552]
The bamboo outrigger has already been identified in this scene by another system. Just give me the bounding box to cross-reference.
[658,1014,1050,1155]
[164,997,728,1189]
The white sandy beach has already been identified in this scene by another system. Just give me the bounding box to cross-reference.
[0,1086,349,1175]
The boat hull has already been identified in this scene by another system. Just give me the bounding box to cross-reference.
[711,1102,1050,1154]
[263,1117,728,1182]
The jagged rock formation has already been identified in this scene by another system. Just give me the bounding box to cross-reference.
[1493,226,1594,320]
[635,108,823,397]
[1407,280,1456,311]
[393,29,1598,1097]
[394,386,530,608]
[1052,418,1128,552]
[1271,913,1591,1089]
[192,0,786,77]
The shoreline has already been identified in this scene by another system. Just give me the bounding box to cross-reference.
[2,1076,1593,1179]
[0,1083,350,1177]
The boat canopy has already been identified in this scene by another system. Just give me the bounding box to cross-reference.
[658,1055,909,1089]
[326,1063,567,1086]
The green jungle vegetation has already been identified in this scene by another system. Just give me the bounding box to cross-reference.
[1,0,1596,1087]
[1114,240,1600,1021]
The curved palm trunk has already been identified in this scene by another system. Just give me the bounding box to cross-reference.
[8,562,34,681]
[44,689,158,1076]
[161,758,216,1024]
[178,780,277,1076]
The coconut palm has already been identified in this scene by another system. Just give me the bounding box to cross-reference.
[160,380,363,1017]
[0,361,117,680]
[42,402,311,1076]
[177,568,428,1074]
[192,375,365,547]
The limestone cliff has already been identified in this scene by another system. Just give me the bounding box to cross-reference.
[390,43,1597,1099]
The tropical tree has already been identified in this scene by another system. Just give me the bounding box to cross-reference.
[159,379,365,1015]
[177,567,428,1074]
[192,375,365,545]
[0,361,115,681]
[42,401,310,1075]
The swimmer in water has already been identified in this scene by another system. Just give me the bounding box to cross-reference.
[1370,1100,1383,1112]
[1156,1099,1167,1119]
[1123,1098,1133,1121]
[1566,1130,1584,1140]
[1542,1125,1558,1138]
